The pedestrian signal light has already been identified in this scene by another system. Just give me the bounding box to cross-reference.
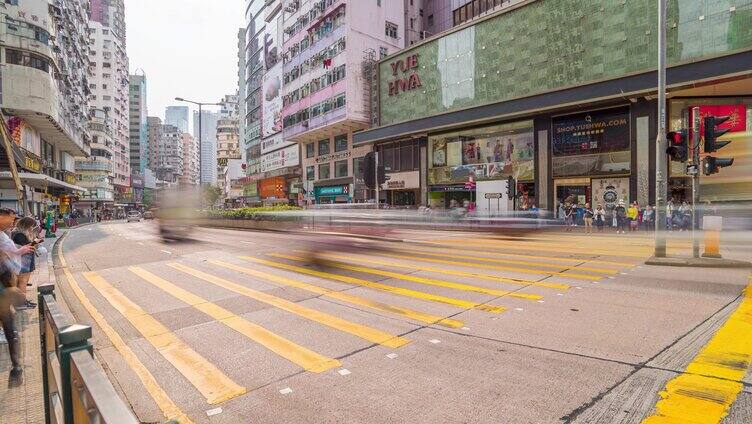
[665,130,688,162]
[506,176,516,199]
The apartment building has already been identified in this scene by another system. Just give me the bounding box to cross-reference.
[128,73,148,175]
[146,116,162,172]
[155,124,183,184]
[180,133,200,186]
[1,0,90,214]
[165,105,190,133]
[87,0,130,203]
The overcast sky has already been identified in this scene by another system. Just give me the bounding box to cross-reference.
[126,0,244,124]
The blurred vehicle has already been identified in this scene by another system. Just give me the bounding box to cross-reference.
[156,187,201,241]
[126,211,141,222]
[143,210,154,220]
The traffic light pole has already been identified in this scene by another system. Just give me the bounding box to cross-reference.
[374,151,380,210]
[654,0,668,258]
[691,107,701,258]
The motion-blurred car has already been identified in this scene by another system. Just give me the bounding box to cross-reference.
[126,211,141,222]
[157,187,201,241]
[143,210,154,220]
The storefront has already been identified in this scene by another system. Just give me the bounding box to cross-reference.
[551,107,632,217]
[427,120,535,210]
[383,170,420,207]
[314,184,351,204]
[259,176,288,203]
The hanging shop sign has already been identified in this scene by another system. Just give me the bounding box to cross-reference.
[260,144,299,173]
[261,133,294,154]
[63,171,77,185]
[19,148,42,173]
[315,185,349,197]
[552,108,630,157]
[388,54,422,96]
[315,150,351,163]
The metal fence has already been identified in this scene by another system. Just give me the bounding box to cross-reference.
[38,283,137,424]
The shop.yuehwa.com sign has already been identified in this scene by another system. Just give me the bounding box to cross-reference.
[388,54,422,96]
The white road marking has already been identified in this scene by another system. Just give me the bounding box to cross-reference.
[608,276,615,279]
[160,250,172,254]
[386,353,398,359]
[137,242,144,246]
[515,308,524,311]
[537,300,545,303]
[279,387,293,395]
[206,407,222,416]
[557,293,564,296]
[240,241,253,244]
[428,339,441,344]
[575,287,582,290]
[461,326,470,331]
[337,369,351,376]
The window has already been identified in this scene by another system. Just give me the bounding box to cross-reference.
[318,163,330,180]
[379,47,388,59]
[410,18,414,30]
[335,160,348,178]
[377,0,381,6]
[385,22,398,38]
[334,134,348,152]
[427,14,434,27]
[5,48,50,73]
[306,143,315,158]
[318,139,330,156]
[307,166,315,180]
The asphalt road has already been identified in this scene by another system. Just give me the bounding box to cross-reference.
[52,221,752,423]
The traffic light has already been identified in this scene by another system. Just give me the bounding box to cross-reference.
[506,176,516,199]
[703,115,734,175]
[665,130,688,162]
[702,156,734,176]
[363,152,386,189]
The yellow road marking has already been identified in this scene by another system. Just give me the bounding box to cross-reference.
[410,243,637,267]
[82,272,246,404]
[128,266,339,373]
[208,259,463,328]
[297,250,570,291]
[271,253,542,301]
[242,256,505,314]
[371,251,604,281]
[423,238,655,258]
[56,244,193,423]
[167,263,409,348]
[642,282,752,423]
[392,246,619,274]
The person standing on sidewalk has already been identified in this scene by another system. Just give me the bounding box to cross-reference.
[0,209,34,272]
[614,200,627,234]
[583,203,594,234]
[594,204,606,232]
[12,217,42,309]
[0,250,24,378]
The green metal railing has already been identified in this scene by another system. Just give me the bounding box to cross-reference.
[38,283,138,424]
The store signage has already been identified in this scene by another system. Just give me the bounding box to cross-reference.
[315,150,351,163]
[552,109,630,157]
[315,185,349,197]
[130,174,144,187]
[429,185,470,192]
[63,171,77,185]
[484,193,502,199]
[690,104,746,134]
[388,54,422,96]
[261,133,293,154]
[20,149,42,173]
[386,180,405,189]
[218,157,228,167]
[260,144,300,173]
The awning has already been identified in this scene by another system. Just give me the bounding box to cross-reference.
[0,171,87,192]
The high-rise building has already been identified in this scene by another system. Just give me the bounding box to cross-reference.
[1,0,91,215]
[241,0,266,187]
[165,106,190,133]
[193,110,219,184]
[180,133,200,186]
[217,94,242,202]
[155,124,183,184]
[146,117,163,173]
[87,0,131,204]
[237,27,247,169]
[129,73,148,175]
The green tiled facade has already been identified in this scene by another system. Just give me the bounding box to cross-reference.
[379,0,752,126]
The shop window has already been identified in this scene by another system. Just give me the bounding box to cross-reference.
[382,145,394,171]
[306,143,315,158]
[318,163,330,180]
[318,139,330,155]
[335,160,348,178]
[334,134,348,152]
[306,165,315,180]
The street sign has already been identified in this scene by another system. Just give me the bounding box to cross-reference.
[484,193,502,199]
[685,164,699,175]
[384,175,392,181]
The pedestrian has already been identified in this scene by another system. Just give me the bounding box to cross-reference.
[642,205,654,230]
[0,250,24,379]
[666,199,675,230]
[679,201,691,231]
[614,200,627,234]
[583,203,594,234]
[0,209,34,274]
[558,202,566,221]
[564,202,574,231]
[12,217,42,309]
[594,204,606,232]
[627,202,639,232]
[574,203,584,226]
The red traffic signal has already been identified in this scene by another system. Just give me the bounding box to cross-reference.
[666,130,688,162]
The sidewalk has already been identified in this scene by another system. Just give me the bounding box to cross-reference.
[0,238,55,424]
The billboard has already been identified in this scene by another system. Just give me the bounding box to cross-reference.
[261,132,294,155]
[262,62,283,137]
[260,144,299,173]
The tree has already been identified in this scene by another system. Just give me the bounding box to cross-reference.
[202,185,222,208]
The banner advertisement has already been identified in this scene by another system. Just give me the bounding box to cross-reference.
[262,63,283,137]
[260,144,299,173]
[552,108,630,157]
[261,132,293,155]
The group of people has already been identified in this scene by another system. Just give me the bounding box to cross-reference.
[0,208,45,379]
[665,199,693,231]
[558,199,655,234]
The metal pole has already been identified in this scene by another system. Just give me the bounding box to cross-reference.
[691,106,700,258]
[198,103,203,185]
[654,0,668,258]
[374,151,379,210]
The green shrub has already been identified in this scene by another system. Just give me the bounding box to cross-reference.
[208,205,302,221]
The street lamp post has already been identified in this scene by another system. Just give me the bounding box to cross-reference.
[174,97,221,185]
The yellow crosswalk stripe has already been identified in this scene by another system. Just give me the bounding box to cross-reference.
[167,263,409,348]
[57,245,193,423]
[642,282,752,423]
[128,266,340,373]
[391,246,620,274]
[82,271,246,405]
[271,253,543,301]
[297,250,570,291]
[241,256,505,313]
[208,259,464,328]
[371,251,604,281]
[421,238,654,258]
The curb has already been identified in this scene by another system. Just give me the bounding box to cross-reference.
[645,256,752,269]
